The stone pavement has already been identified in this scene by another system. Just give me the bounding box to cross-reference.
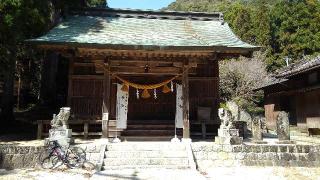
[1,167,320,180]
[203,166,320,180]
[92,169,205,180]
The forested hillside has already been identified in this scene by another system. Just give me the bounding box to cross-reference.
[167,0,320,71]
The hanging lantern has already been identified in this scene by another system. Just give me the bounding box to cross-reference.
[136,89,140,99]
[121,83,129,92]
[141,89,151,99]
[162,84,171,93]
[154,89,157,99]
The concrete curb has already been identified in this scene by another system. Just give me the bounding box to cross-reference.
[186,143,197,170]
[96,143,107,171]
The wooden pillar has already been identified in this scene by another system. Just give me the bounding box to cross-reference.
[84,121,89,139]
[67,57,74,106]
[40,51,59,105]
[182,63,190,139]
[37,121,43,140]
[102,62,111,138]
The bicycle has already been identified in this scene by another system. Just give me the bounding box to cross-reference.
[39,140,86,169]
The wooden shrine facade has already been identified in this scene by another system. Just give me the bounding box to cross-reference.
[45,47,222,139]
[28,8,257,139]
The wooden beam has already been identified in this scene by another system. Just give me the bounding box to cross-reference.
[75,48,215,62]
[182,62,190,139]
[113,72,181,75]
[110,66,182,74]
[189,77,218,81]
[70,75,104,80]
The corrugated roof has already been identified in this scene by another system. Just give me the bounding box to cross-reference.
[276,56,320,78]
[28,8,258,51]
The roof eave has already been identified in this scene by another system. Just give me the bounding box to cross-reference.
[276,64,320,79]
[26,40,259,55]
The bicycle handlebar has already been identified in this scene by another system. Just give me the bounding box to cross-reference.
[46,140,61,148]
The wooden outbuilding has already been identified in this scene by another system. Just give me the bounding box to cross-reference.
[28,8,257,140]
[258,56,320,133]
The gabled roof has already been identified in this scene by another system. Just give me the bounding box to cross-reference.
[255,55,320,90]
[276,56,320,78]
[27,8,258,53]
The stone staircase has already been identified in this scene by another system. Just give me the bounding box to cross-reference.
[121,120,182,141]
[102,142,192,170]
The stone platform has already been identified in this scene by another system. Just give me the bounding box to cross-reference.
[1,139,320,171]
[0,139,106,170]
[192,142,320,172]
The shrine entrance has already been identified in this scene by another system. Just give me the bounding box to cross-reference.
[127,76,176,121]
[111,75,183,141]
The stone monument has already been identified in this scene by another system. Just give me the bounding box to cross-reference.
[215,108,243,145]
[45,107,74,147]
[276,111,294,144]
[251,116,267,144]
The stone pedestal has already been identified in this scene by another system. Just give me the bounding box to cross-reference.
[252,117,267,144]
[277,111,290,140]
[234,121,248,138]
[215,128,243,145]
[171,135,181,143]
[45,127,74,147]
[276,111,294,144]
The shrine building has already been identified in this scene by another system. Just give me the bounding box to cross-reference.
[28,7,258,141]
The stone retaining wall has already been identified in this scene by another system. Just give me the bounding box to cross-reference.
[0,145,44,169]
[0,144,104,169]
[192,143,320,172]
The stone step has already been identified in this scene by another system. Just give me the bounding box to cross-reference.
[101,165,191,170]
[121,136,182,141]
[106,143,186,151]
[128,120,174,125]
[103,158,189,166]
[121,130,177,136]
[105,150,188,158]
[126,124,175,130]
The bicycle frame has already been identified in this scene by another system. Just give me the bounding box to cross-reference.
[47,141,70,163]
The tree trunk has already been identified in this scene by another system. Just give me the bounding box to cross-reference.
[0,51,16,125]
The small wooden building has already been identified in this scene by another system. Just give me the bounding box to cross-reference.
[258,56,320,131]
[28,8,257,140]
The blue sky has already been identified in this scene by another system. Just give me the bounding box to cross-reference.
[108,0,176,10]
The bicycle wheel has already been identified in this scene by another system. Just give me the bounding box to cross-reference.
[66,147,86,168]
[38,148,52,165]
[41,155,59,169]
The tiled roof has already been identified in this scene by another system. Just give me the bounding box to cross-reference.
[28,8,258,51]
[255,55,320,90]
[254,77,288,90]
[276,56,320,78]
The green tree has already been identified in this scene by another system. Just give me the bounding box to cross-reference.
[0,0,53,123]
[270,0,320,65]
[0,0,107,124]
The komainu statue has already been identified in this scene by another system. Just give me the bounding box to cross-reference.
[215,107,243,145]
[51,107,71,129]
[218,108,234,129]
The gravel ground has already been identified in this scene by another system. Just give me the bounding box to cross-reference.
[203,166,320,180]
[1,167,320,180]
